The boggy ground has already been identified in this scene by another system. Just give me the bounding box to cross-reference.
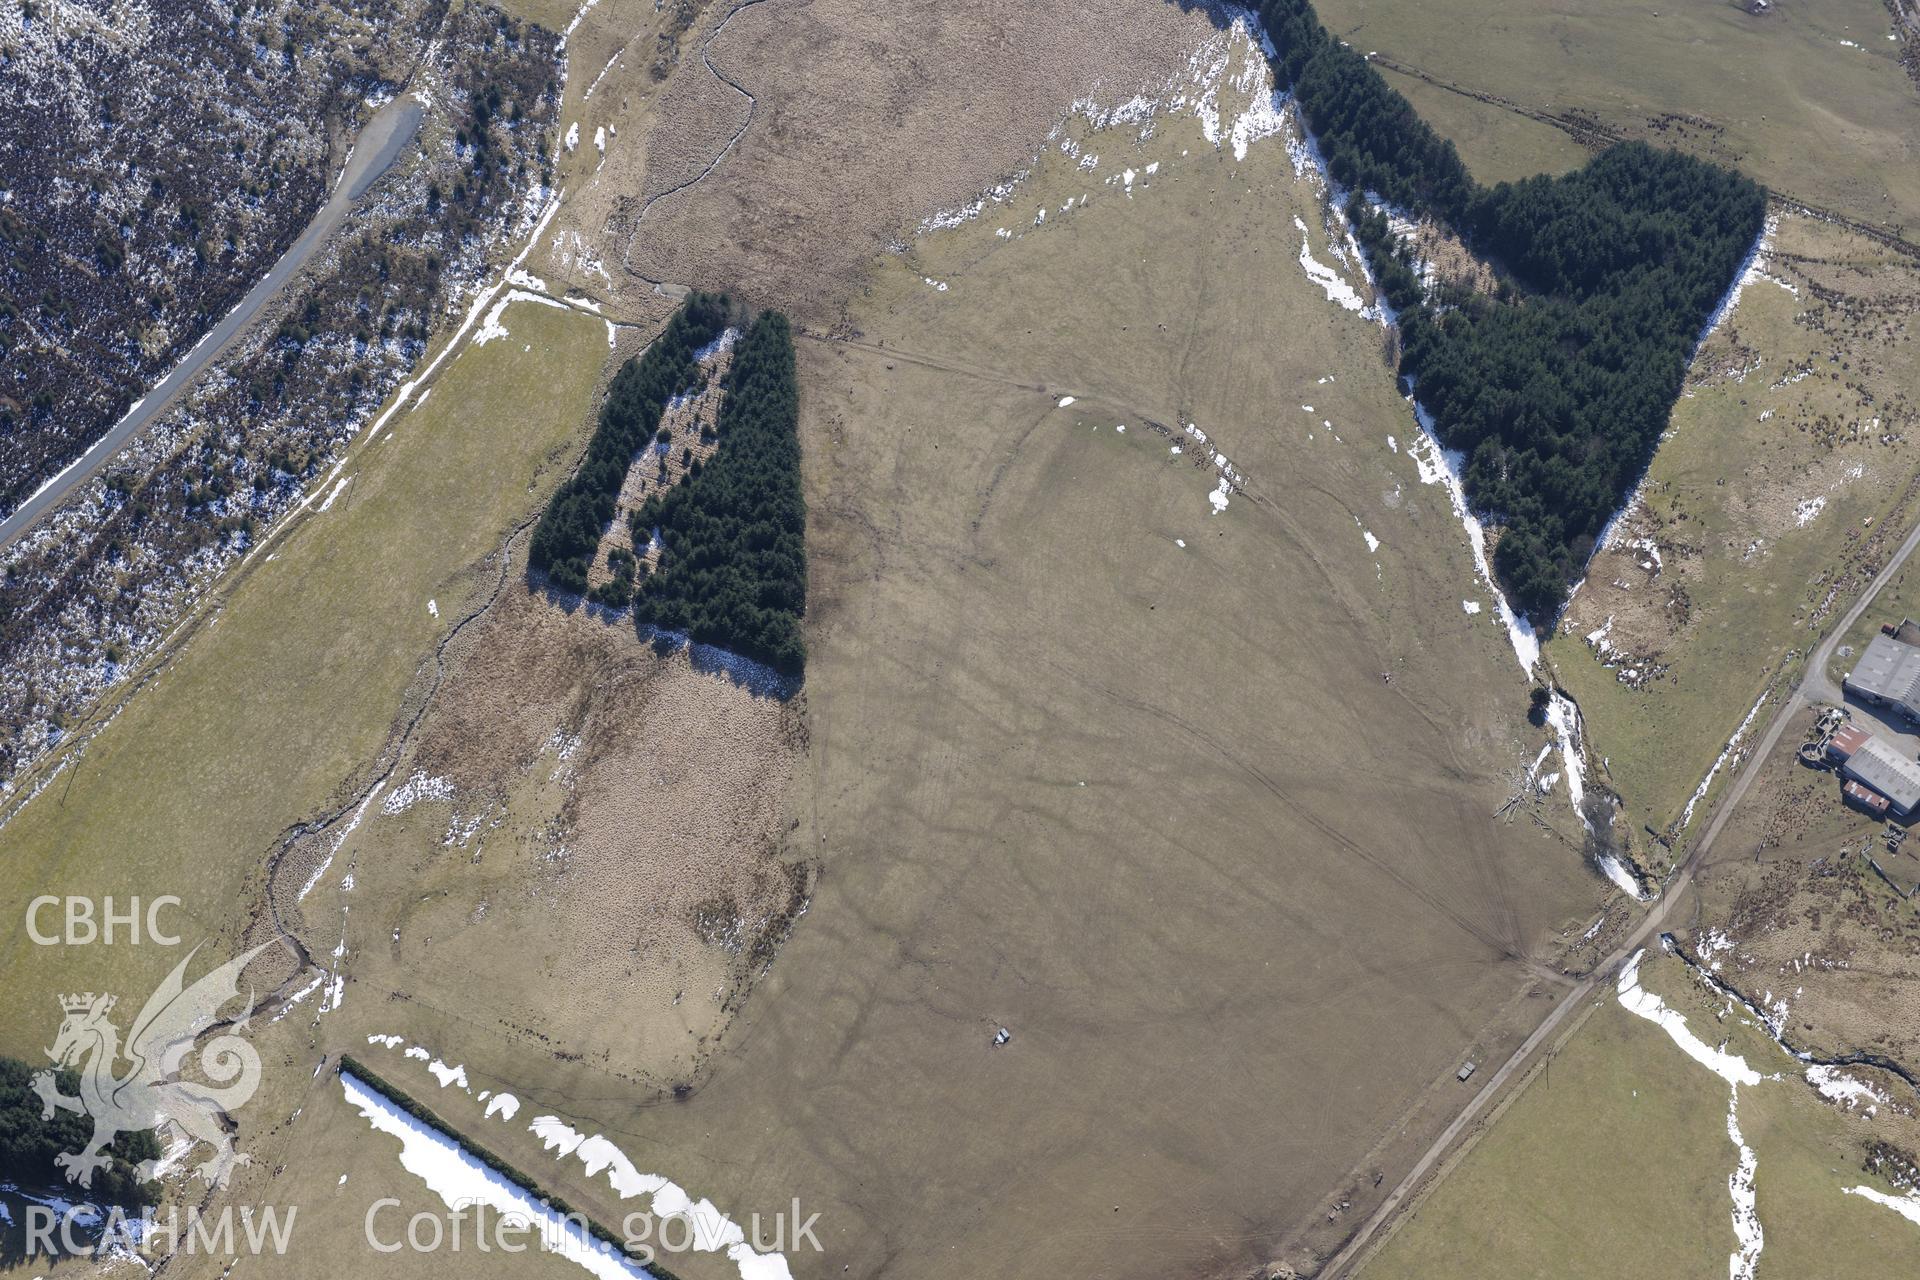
[543,0,1223,325]
[278,578,810,1095]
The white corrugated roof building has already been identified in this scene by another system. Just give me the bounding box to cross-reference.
[1845,634,1920,722]
[1841,736,1920,816]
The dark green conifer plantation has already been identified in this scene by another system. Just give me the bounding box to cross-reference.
[0,1056,160,1210]
[1260,0,1766,620]
[530,295,807,677]
[631,311,806,676]
[528,290,730,594]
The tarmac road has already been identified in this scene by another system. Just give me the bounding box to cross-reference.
[0,94,425,552]
[1322,507,1920,1278]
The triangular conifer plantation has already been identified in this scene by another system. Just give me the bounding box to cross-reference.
[1260,0,1767,624]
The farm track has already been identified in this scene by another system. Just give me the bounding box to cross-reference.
[1320,490,1920,1278]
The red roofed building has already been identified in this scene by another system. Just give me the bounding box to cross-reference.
[1827,723,1871,763]
[1844,779,1891,818]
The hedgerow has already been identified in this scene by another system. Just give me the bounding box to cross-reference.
[336,1057,687,1280]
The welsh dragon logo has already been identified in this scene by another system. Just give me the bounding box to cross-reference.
[32,943,272,1189]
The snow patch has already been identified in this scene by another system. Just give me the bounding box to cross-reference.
[341,1074,653,1280]
[1806,1064,1885,1116]
[316,476,351,512]
[427,1059,469,1091]
[1405,422,1539,672]
[383,771,454,815]
[1727,1092,1764,1280]
[1679,691,1769,832]
[1294,216,1366,313]
[1617,950,1763,1088]
[1697,213,1783,346]
[1846,1186,1920,1225]
[1228,87,1287,161]
[473,288,570,347]
[532,1116,794,1280]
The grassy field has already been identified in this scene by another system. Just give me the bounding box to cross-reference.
[1363,980,1735,1280]
[1546,210,1920,866]
[1739,1078,1920,1274]
[1315,0,1920,231]
[0,296,605,1112]
[1362,947,1920,1278]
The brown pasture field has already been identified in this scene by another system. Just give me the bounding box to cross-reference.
[8,3,1837,1278]
[356,40,1605,1279]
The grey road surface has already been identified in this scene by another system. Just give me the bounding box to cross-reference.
[0,95,425,551]
[1323,509,1920,1278]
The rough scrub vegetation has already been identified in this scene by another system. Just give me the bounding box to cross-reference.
[0,3,561,788]
[1260,0,1768,622]
[0,0,447,519]
[631,311,806,676]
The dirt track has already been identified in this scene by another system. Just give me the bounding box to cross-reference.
[1326,479,1920,1277]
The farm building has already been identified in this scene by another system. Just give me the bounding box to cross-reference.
[1840,736,1920,818]
[1844,780,1892,818]
[1844,633,1920,722]
[1826,723,1872,764]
